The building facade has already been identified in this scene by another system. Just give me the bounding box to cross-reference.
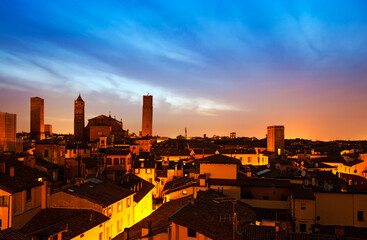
[74,94,85,140]
[30,97,45,141]
[142,95,153,137]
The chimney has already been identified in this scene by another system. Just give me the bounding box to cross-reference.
[190,197,195,206]
[89,212,94,222]
[124,228,130,240]
[9,166,15,177]
[141,221,152,237]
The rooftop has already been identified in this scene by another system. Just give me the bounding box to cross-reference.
[62,180,134,207]
[197,154,241,165]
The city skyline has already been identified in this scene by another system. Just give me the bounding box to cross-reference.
[1,1,367,140]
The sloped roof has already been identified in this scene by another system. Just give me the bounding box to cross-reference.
[198,154,241,165]
[113,197,191,240]
[169,190,256,240]
[0,157,48,193]
[62,180,134,207]
[21,208,108,240]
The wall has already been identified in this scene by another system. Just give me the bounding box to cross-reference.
[199,163,237,180]
[292,198,315,233]
[171,223,213,240]
[316,192,367,228]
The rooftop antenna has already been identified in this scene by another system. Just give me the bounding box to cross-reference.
[185,128,187,138]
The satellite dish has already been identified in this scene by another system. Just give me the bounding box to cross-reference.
[267,163,271,168]
[301,170,306,177]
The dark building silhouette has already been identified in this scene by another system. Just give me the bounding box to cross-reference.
[142,95,153,137]
[30,97,44,141]
[74,93,85,140]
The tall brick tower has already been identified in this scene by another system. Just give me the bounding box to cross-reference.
[142,95,153,137]
[74,93,85,140]
[30,97,44,141]
[267,125,284,155]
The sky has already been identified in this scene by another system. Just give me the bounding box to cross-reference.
[1,0,367,140]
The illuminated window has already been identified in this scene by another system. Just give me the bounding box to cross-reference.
[106,158,112,165]
[118,202,121,212]
[182,190,187,195]
[99,233,103,240]
[146,169,151,174]
[278,148,281,155]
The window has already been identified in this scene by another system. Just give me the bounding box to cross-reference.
[127,197,131,208]
[117,220,120,232]
[148,178,152,183]
[358,211,364,221]
[0,196,8,206]
[106,158,112,165]
[257,157,260,163]
[135,169,140,174]
[187,228,196,237]
[73,149,76,154]
[301,203,306,210]
[0,219,2,230]
[99,232,103,240]
[26,189,32,201]
[117,202,121,212]
[44,150,49,157]
[121,158,125,164]
[146,169,151,174]
[248,157,251,163]
[114,158,119,165]
[299,224,306,232]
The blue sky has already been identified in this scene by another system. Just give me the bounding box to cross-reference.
[1,0,367,139]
